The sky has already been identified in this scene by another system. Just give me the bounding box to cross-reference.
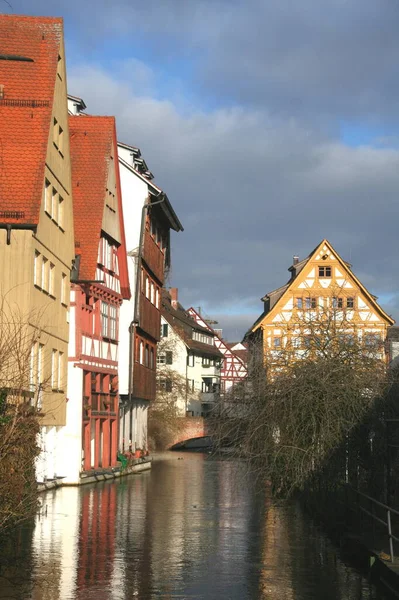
[6,0,399,340]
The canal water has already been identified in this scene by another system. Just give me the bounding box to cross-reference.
[0,452,392,600]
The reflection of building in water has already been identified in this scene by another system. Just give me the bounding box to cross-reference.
[258,499,295,600]
[76,485,117,599]
[31,488,81,600]
[112,473,152,599]
[147,455,209,593]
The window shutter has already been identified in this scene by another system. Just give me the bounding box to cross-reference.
[166,351,173,365]
[166,379,172,392]
[162,323,168,337]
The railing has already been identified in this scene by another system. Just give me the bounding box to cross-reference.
[347,485,399,562]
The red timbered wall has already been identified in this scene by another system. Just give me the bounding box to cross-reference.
[187,308,248,393]
[72,236,124,471]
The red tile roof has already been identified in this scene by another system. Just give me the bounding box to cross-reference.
[69,115,130,299]
[0,15,62,224]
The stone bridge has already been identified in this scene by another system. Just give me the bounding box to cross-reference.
[168,417,212,450]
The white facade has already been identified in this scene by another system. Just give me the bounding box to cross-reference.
[117,146,156,452]
[158,315,221,417]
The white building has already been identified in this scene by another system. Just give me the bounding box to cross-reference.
[159,289,222,417]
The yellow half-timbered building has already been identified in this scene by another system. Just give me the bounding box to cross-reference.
[247,240,394,367]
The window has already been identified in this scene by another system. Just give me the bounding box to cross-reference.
[364,333,381,348]
[145,277,150,299]
[155,287,160,309]
[101,301,109,337]
[61,273,67,305]
[109,305,117,340]
[347,297,354,309]
[49,263,55,297]
[44,179,51,214]
[303,336,312,348]
[187,379,195,392]
[165,351,173,365]
[58,196,64,229]
[58,352,64,390]
[291,337,301,348]
[202,357,210,367]
[139,340,144,364]
[51,349,57,389]
[101,303,117,339]
[58,126,64,155]
[332,297,343,309]
[187,353,195,367]
[157,353,166,365]
[41,257,48,292]
[160,378,172,392]
[318,266,332,277]
[161,323,168,338]
[274,337,281,348]
[150,282,155,304]
[145,344,149,367]
[150,348,154,369]
[296,297,303,309]
[53,118,64,156]
[305,297,317,309]
[34,251,41,287]
[57,54,62,79]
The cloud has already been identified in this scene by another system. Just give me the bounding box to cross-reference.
[9,0,399,337]
[68,62,399,339]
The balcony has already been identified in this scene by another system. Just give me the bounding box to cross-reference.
[139,295,161,341]
[200,392,217,404]
[143,231,165,283]
[133,363,156,402]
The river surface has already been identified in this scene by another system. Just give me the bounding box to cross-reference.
[0,452,392,600]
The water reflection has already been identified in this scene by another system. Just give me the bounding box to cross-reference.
[0,453,390,600]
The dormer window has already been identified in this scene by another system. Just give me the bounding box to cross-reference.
[318,266,331,277]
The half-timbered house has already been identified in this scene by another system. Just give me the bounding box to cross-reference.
[159,289,223,416]
[187,308,248,396]
[60,115,130,484]
[246,239,394,374]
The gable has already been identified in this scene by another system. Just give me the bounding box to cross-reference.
[69,116,130,298]
[251,239,394,332]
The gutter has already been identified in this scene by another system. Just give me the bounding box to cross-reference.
[0,223,37,245]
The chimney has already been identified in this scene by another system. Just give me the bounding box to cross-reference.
[170,287,178,308]
[293,255,299,265]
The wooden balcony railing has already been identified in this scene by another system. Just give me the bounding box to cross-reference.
[143,231,165,283]
[133,363,156,402]
[139,295,161,341]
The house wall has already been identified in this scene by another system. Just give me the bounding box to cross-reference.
[118,159,148,396]
[158,316,221,417]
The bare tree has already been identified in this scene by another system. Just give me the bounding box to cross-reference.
[0,297,51,531]
[212,294,391,497]
[149,333,200,449]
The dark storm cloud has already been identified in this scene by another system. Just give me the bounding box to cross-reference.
[7,0,399,336]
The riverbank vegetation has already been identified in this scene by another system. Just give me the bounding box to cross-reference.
[212,306,398,506]
[0,301,41,531]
